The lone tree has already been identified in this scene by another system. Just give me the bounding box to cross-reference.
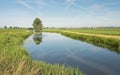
[33,18,43,32]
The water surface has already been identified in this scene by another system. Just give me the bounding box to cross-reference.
[23,32,120,75]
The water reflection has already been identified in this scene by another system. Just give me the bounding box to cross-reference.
[24,33,120,75]
[33,34,42,45]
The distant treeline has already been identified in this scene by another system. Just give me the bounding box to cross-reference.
[1,26,120,29]
[0,26,26,29]
[43,27,120,29]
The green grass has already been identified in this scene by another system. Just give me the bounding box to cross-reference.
[64,28,120,36]
[43,28,120,36]
[0,29,84,75]
[43,28,120,53]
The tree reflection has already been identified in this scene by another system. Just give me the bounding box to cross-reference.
[33,34,42,45]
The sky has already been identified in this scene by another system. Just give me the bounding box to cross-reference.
[0,0,120,28]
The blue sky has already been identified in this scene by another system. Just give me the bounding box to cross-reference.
[0,0,120,27]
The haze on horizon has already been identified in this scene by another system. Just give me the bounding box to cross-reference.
[0,0,120,28]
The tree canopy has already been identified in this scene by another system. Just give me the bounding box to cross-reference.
[33,18,43,32]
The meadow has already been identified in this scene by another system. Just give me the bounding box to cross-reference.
[65,28,120,36]
[43,28,120,53]
[0,29,84,75]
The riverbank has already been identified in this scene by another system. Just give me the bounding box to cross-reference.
[43,29,120,53]
[0,29,84,75]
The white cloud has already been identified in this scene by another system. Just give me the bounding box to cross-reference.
[70,0,120,17]
[16,0,56,10]
[66,0,76,4]
[16,0,33,9]
[34,0,49,8]
[87,1,120,11]
[64,0,79,12]
[65,0,77,6]
[103,1,120,6]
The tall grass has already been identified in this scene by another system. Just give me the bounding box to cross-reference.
[0,29,84,75]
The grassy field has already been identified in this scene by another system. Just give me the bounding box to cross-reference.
[43,28,120,53]
[44,28,120,35]
[0,29,84,75]
[64,28,120,36]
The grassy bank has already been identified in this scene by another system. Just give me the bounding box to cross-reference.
[0,29,84,75]
[43,28,120,53]
[65,28,120,36]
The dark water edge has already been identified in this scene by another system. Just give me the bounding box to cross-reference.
[23,32,120,75]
